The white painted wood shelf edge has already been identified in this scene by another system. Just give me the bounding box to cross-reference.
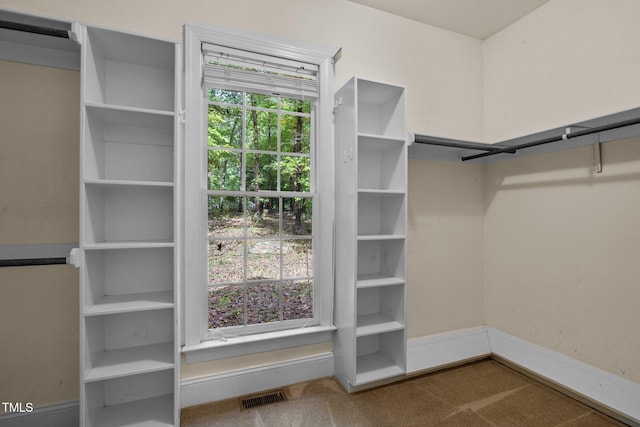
[357,234,406,241]
[356,314,404,337]
[82,242,174,250]
[84,179,174,189]
[357,132,406,143]
[84,101,175,118]
[84,290,174,316]
[356,273,404,288]
[84,342,175,382]
[357,189,405,194]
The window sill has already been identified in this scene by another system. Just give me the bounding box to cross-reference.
[182,325,336,364]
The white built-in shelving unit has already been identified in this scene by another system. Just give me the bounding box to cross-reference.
[78,24,180,426]
[334,77,407,392]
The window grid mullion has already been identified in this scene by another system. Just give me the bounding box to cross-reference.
[241,91,247,192]
[279,197,284,321]
[242,180,248,327]
[277,102,282,193]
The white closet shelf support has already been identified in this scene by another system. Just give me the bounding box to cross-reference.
[410,106,640,163]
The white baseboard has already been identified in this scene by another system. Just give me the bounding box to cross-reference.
[0,400,78,427]
[487,327,640,425]
[405,326,639,425]
[181,352,334,407]
[407,326,491,374]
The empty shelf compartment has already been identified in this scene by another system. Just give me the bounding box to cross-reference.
[357,191,405,237]
[83,248,174,313]
[355,330,405,385]
[83,310,174,381]
[357,240,405,280]
[356,80,405,138]
[356,285,404,337]
[84,371,174,426]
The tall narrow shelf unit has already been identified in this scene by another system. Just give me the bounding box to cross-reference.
[78,25,180,426]
[334,77,408,392]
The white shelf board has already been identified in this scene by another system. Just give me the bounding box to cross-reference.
[84,102,174,125]
[357,189,405,195]
[358,132,406,143]
[355,352,405,385]
[84,179,174,189]
[84,342,174,382]
[356,314,404,337]
[356,273,404,288]
[357,234,405,241]
[84,291,174,316]
[92,393,174,427]
[83,241,174,251]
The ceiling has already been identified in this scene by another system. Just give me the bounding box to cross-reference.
[347,0,551,40]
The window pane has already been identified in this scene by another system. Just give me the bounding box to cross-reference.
[282,239,312,279]
[208,150,241,191]
[247,197,279,238]
[208,105,242,148]
[283,197,312,236]
[204,86,316,332]
[208,196,244,238]
[247,239,280,280]
[246,153,278,191]
[281,114,310,154]
[283,280,312,321]
[247,282,280,324]
[280,156,310,192]
[281,97,311,114]
[208,285,245,328]
[209,239,244,284]
[247,93,277,110]
[208,88,242,104]
[246,110,278,151]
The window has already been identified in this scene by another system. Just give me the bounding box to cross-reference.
[183,24,337,360]
[206,88,314,333]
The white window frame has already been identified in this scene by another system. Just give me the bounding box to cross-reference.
[182,23,336,363]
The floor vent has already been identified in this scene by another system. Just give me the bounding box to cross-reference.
[240,390,287,410]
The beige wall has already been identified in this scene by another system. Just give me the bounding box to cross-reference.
[484,139,640,383]
[0,61,79,243]
[0,266,79,408]
[407,159,484,338]
[0,60,80,408]
[483,0,640,383]
[483,0,640,142]
[0,0,485,383]
[0,0,484,142]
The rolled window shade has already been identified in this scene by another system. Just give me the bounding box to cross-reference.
[202,42,318,99]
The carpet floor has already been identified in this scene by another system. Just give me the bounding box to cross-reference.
[181,359,625,426]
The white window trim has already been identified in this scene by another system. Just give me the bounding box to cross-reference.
[182,23,337,362]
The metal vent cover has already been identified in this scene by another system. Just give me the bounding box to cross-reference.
[239,390,287,410]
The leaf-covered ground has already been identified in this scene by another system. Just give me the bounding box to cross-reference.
[207,213,313,329]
